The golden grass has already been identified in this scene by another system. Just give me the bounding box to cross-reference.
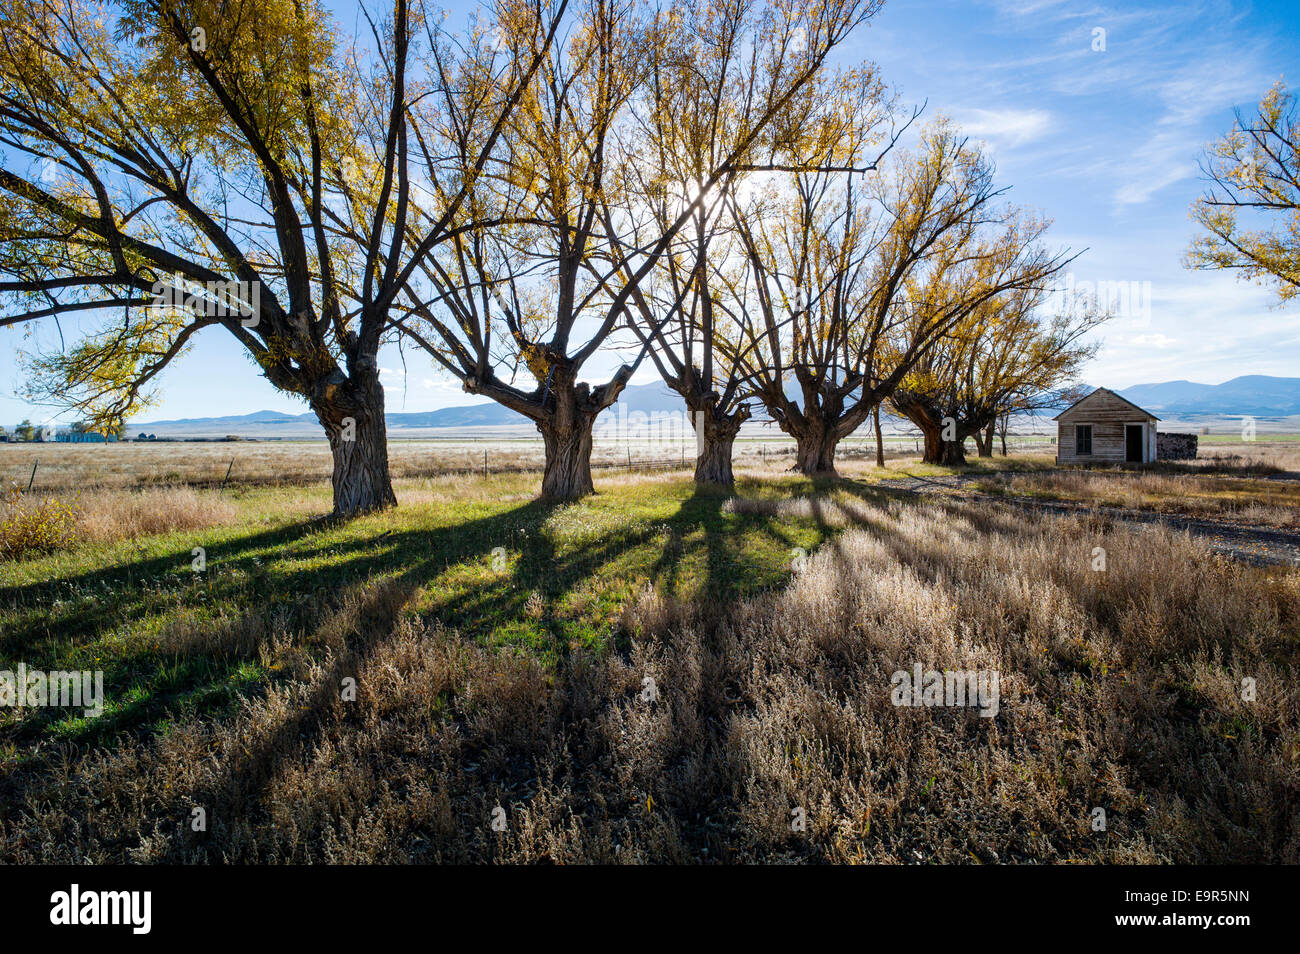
[0,484,242,558]
[1194,441,1300,474]
[978,469,1300,528]
[73,487,240,544]
[0,434,1023,493]
[0,484,79,559]
[4,492,1295,863]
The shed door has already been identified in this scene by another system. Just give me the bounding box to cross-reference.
[1125,424,1144,463]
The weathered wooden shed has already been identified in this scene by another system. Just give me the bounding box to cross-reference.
[1054,388,1158,464]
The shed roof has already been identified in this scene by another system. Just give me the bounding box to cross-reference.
[1053,387,1159,421]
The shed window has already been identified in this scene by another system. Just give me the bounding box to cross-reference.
[1075,424,1092,455]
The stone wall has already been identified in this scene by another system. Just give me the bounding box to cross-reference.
[1157,432,1198,460]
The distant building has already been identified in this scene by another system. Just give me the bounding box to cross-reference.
[1054,388,1158,464]
[55,429,118,443]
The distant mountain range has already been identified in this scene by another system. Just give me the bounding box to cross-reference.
[119,382,686,437]
[34,375,1299,439]
[1114,376,1300,417]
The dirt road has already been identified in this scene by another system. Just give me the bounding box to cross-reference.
[874,472,1300,568]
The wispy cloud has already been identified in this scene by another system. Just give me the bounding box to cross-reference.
[951,107,1056,147]
[1112,64,1266,206]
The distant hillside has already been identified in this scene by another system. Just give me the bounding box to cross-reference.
[1117,375,1300,417]
[121,382,689,438]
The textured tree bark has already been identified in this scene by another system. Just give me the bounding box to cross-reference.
[688,398,748,488]
[976,424,994,457]
[695,428,737,486]
[895,399,944,466]
[464,361,628,501]
[312,368,397,516]
[874,405,885,468]
[920,424,942,464]
[793,428,840,476]
[940,436,968,466]
[905,413,966,466]
[530,362,608,500]
[539,413,596,499]
[894,393,971,467]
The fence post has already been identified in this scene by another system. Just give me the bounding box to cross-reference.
[484,449,488,479]
[26,459,38,493]
[220,457,235,494]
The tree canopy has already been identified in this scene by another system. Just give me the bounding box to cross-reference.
[1188,80,1300,305]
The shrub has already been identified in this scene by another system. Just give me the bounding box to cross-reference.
[0,482,80,559]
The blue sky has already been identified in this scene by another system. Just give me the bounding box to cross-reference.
[2,0,1297,425]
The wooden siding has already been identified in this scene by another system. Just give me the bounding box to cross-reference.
[1057,421,1157,463]
[1056,388,1156,424]
[1056,389,1157,464]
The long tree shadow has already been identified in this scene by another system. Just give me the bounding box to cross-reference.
[7,474,1290,862]
[0,516,334,653]
[649,484,752,605]
[160,483,842,840]
[0,499,578,750]
[1,477,827,784]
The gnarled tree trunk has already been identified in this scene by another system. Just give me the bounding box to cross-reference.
[695,428,737,486]
[465,360,629,501]
[920,424,942,464]
[975,424,994,458]
[939,435,968,466]
[793,426,840,476]
[312,366,397,516]
[894,394,969,467]
[690,400,748,488]
[535,362,630,499]
[914,422,967,465]
[540,413,596,498]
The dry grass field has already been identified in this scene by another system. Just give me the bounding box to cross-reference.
[0,439,1296,863]
[975,468,1300,529]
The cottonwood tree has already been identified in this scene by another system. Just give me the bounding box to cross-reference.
[1187,81,1299,305]
[389,0,881,498]
[0,0,558,515]
[890,279,1103,465]
[982,377,1087,457]
[624,57,894,487]
[722,123,1070,475]
[624,185,754,487]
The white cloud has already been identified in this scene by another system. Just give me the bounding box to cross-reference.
[986,0,1074,19]
[420,377,465,392]
[1130,332,1176,348]
[951,107,1056,147]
